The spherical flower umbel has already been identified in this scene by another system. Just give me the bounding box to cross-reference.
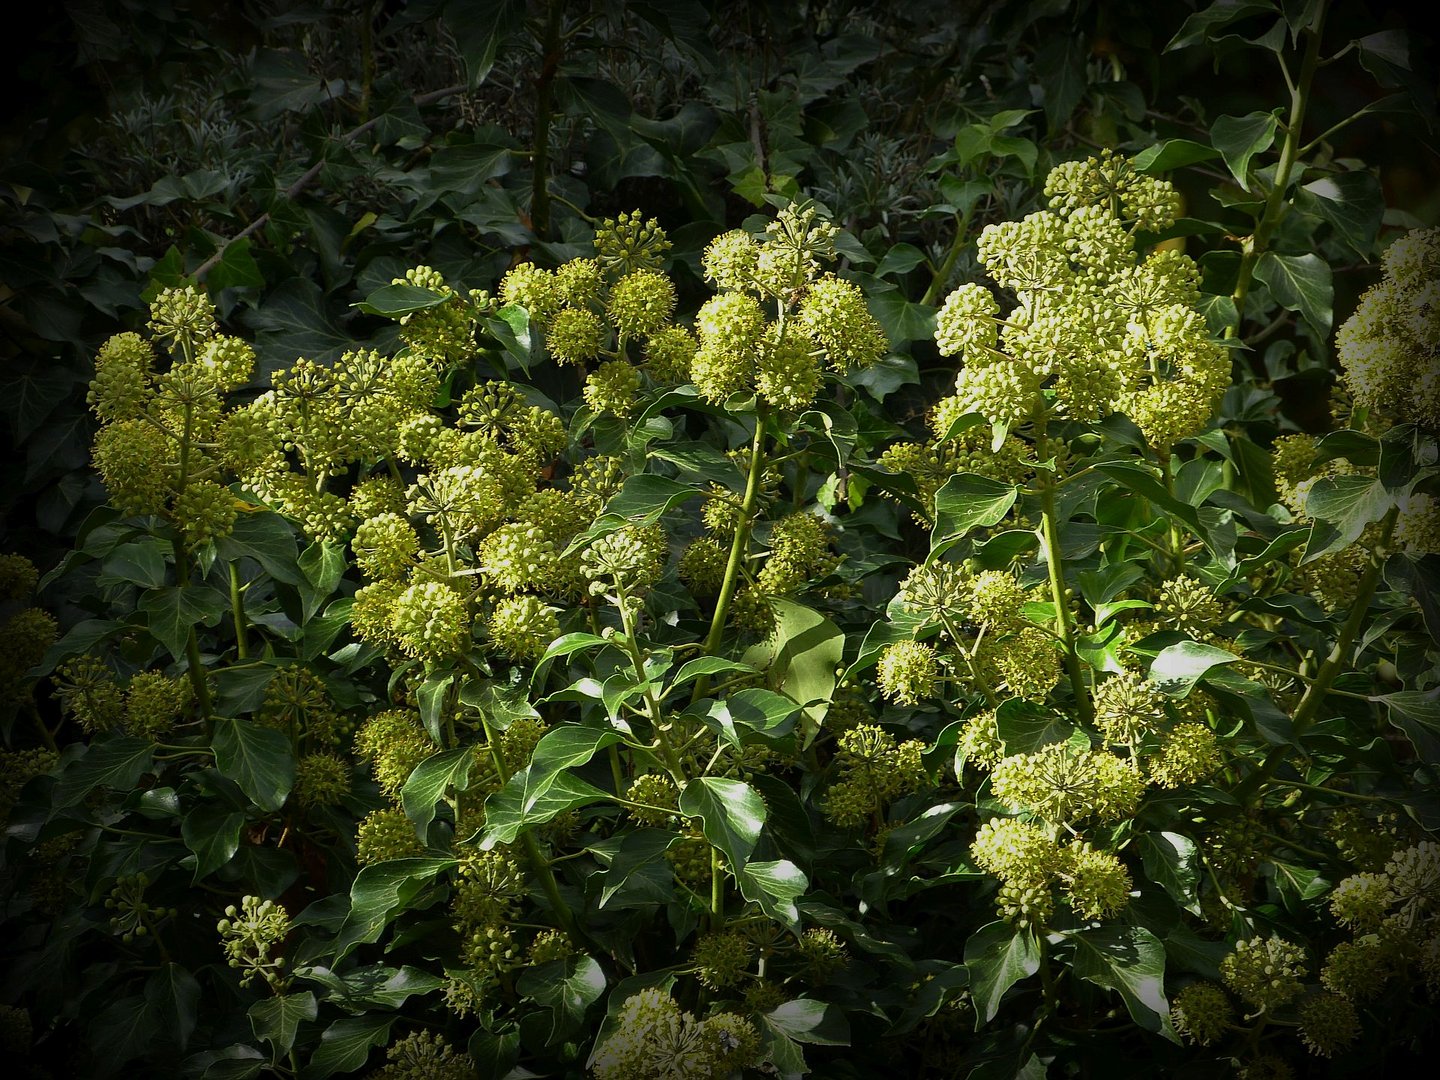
[1297,992,1361,1058]
[935,283,1000,359]
[389,581,471,662]
[796,275,887,370]
[1220,935,1308,1011]
[607,269,677,340]
[498,262,560,318]
[876,639,939,705]
[546,307,605,365]
[1170,982,1233,1046]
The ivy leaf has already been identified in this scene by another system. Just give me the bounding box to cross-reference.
[1132,139,1221,173]
[1254,251,1333,336]
[764,600,845,730]
[1297,172,1384,259]
[704,689,802,748]
[334,858,455,960]
[994,699,1078,755]
[964,921,1041,1025]
[679,776,766,872]
[480,725,624,847]
[1166,0,1278,51]
[565,474,698,553]
[1377,691,1440,765]
[401,748,475,835]
[181,804,245,881]
[295,965,443,1011]
[1071,925,1177,1040]
[306,1015,395,1079]
[140,585,227,662]
[1149,641,1240,696]
[1139,831,1202,913]
[217,512,305,587]
[352,283,450,318]
[598,829,678,908]
[931,474,1019,557]
[297,541,347,622]
[738,859,808,933]
[51,736,154,812]
[416,671,454,744]
[1209,110,1280,190]
[248,992,316,1059]
[515,956,607,1045]
[764,999,851,1045]
[212,719,295,812]
[1300,474,1395,562]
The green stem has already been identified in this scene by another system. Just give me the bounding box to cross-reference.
[618,595,686,783]
[1036,419,1093,726]
[529,0,564,240]
[1227,5,1326,340]
[692,406,769,703]
[1238,508,1396,798]
[229,563,248,660]
[1158,449,1185,576]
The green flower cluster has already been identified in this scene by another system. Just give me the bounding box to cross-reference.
[367,1030,474,1080]
[968,817,1132,925]
[88,287,250,548]
[820,724,930,829]
[591,987,760,1080]
[216,895,291,990]
[933,151,1226,448]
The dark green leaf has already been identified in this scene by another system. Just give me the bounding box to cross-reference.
[297,964,444,1010]
[1166,0,1278,51]
[146,963,201,1052]
[401,748,474,834]
[738,859,808,933]
[566,474,698,553]
[1209,110,1280,190]
[678,776,766,871]
[598,829,678,908]
[1378,691,1440,765]
[416,671,454,744]
[51,737,154,811]
[334,858,455,960]
[1149,641,1240,695]
[352,283,450,318]
[140,585,227,661]
[297,541,347,622]
[1301,474,1394,562]
[182,804,245,881]
[932,474,1019,556]
[965,921,1041,1025]
[212,718,296,812]
[704,689,801,748]
[305,1014,395,1078]
[249,992,316,1058]
[1138,831,1201,913]
[1254,251,1333,336]
[1071,925,1176,1039]
[1132,139,1221,173]
[994,699,1079,755]
[217,513,305,587]
[515,956,607,1045]
[764,999,850,1045]
[482,728,624,847]
[1297,172,1383,258]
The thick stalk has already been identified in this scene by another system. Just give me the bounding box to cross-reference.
[618,597,686,783]
[1227,5,1326,338]
[1036,423,1093,726]
[1158,450,1185,576]
[692,406,769,702]
[171,399,214,723]
[476,710,581,943]
[229,563,248,660]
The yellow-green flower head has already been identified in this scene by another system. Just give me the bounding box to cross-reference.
[357,807,424,864]
[958,709,1005,771]
[1061,841,1132,919]
[976,211,1070,293]
[53,655,124,733]
[350,580,404,650]
[756,325,822,410]
[796,927,849,980]
[987,627,1060,701]
[355,709,435,796]
[479,523,555,594]
[372,1030,473,1080]
[580,523,668,596]
[1330,870,1395,930]
[934,283,1000,360]
[486,594,560,662]
[396,265,447,291]
[92,419,174,515]
[692,930,754,989]
[1062,204,1136,281]
[1297,992,1361,1058]
[555,257,604,308]
[1322,937,1391,1000]
[353,513,419,581]
[992,743,1142,825]
[626,772,679,826]
[899,560,972,621]
[996,878,1054,930]
[967,570,1028,633]
[409,464,512,539]
[349,477,406,521]
[594,210,672,274]
[729,585,777,636]
[703,229,761,292]
[148,284,216,351]
[607,269,676,340]
[759,202,839,291]
[293,752,351,809]
[692,293,765,402]
[678,537,728,597]
[173,480,238,549]
[1170,982,1234,1046]
[953,357,1042,427]
[390,580,471,662]
[796,274,888,370]
[1220,936,1308,1011]
[970,816,1065,887]
[216,895,291,989]
[88,332,154,422]
[645,324,698,383]
[546,307,604,365]
[0,554,38,601]
[1384,839,1440,913]
[196,335,255,392]
[1380,224,1440,285]
[122,672,190,740]
[584,360,643,417]
[1092,669,1167,745]
[1155,576,1222,641]
[876,639,939,705]
[499,262,560,318]
[1148,722,1221,787]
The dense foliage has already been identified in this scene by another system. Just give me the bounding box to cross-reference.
[2,2,1438,1077]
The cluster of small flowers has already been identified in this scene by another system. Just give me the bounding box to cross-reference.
[216,895,291,989]
[820,724,930,829]
[933,151,1226,449]
[591,987,760,1080]
[1327,840,1440,995]
[88,288,251,548]
[105,871,177,945]
[693,201,886,409]
[1090,668,1222,787]
[878,406,1032,525]
[366,1030,474,1080]
[968,817,1132,925]
[0,560,56,707]
[1335,226,1440,430]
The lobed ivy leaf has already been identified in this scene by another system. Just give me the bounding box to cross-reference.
[1209,110,1280,190]
[248,992,316,1059]
[738,859,808,933]
[305,1014,395,1079]
[964,921,1041,1026]
[931,473,1019,557]
[212,718,295,812]
[352,282,450,318]
[1300,474,1394,562]
[1165,0,1278,51]
[1254,251,1333,336]
[400,747,475,835]
[140,585,227,662]
[515,955,607,1046]
[1149,640,1240,696]
[564,474,698,554]
[181,804,245,881]
[1070,925,1176,1040]
[679,776,766,872]
[764,999,851,1045]
[1132,138,1221,173]
[1138,831,1201,914]
[334,858,455,960]
[51,736,154,813]
[994,699,1079,756]
[1377,691,1440,765]
[481,725,623,847]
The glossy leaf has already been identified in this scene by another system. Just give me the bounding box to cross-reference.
[212,718,295,812]
[965,921,1041,1025]
[678,776,766,871]
[1071,926,1176,1040]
